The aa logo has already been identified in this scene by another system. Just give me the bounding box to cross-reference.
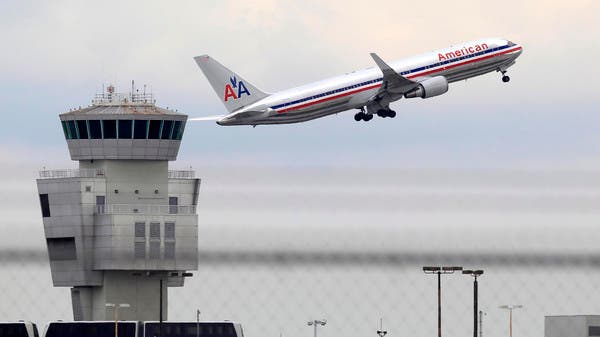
[224,76,250,102]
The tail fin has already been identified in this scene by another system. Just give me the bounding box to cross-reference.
[194,55,269,113]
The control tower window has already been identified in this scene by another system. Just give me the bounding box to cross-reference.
[171,121,182,140]
[161,120,173,139]
[76,120,88,139]
[177,121,186,140]
[134,120,148,139]
[39,194,50,217]
[148,120,161,139]
[67,121,77,140]
[118,120,132,139]
[103,120,117,139]
[61,121,70,139]
[88,120,102,139]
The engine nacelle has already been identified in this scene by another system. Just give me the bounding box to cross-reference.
[404,76,448,99]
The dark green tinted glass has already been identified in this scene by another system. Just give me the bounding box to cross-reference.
[102,120,116,139]
[88,120,102,139]
[118,120,132,139]
[61,121,69,139]
[67,121,77,139]
[171,121,181,140]
[76,120,88,139]
[134,120,148,139]
[177,121,185,140]
[161,120,173,139]
[148,120,161,139]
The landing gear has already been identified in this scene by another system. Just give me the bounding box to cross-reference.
[354,107,374,122]
[354,111,373,122]
[500,70,510,83]
[376,109,397,118]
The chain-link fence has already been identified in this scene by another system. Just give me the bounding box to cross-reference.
[2,249,600,337]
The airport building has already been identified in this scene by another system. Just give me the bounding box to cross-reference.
[36,86,200,321]
[545,315,600,337]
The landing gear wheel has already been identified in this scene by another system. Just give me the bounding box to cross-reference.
[388,110,397,118]
[502,75,510,83]
[363,114,373,121]
[354,113,363,121]
[377,110,387,118]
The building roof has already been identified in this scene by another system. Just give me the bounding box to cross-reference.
[60,104,184,117]
[60,89,185,117]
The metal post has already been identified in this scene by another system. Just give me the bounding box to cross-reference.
[115,305,119,337]
[473,277,478,337]
[463,270,484,337]
[499,304,522,337]
[313,322,317,337]
[196,309,200,337]
[437,272,441,337]
[423,266,462,337]
[479,310,484,337]
[159,278,163,337]
[509,308,512,337]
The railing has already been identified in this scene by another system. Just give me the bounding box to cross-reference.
[95,204,196,215]
[92,92,155,106]
[168,170,195,179]
[39,169,105,179]
[39,169,194,179]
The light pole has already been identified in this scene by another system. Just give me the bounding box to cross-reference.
[423,266,463,337]
[499,305,523,337]
[196,309,201,337]
[307,319,326,337]
[463,270,484,337]
[479,310,486,337]
[376,318,387,337]
[106,303,130,337]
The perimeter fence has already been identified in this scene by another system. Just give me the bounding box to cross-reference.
[2,248,599,337]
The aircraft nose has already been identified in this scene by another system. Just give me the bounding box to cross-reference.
[514,46,523,58]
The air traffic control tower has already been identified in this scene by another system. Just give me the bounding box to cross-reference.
[36,86,199,321]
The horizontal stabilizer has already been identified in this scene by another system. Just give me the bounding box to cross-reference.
[189,115,225,121]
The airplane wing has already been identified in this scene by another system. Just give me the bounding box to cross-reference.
[369,53,419,100]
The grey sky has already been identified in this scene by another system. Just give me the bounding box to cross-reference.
[1,0,599,169]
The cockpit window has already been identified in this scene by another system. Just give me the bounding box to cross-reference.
[507,40,516,47]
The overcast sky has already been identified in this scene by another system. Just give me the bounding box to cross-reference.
[1,0,599,169]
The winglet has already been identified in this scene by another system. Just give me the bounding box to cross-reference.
[369,52,416,92]
[370,53,397,77]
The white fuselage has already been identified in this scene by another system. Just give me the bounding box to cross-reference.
[218,38,523,125]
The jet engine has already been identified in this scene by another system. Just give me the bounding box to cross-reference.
[404,76,448,99]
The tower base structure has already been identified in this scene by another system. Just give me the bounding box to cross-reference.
[70,272,176,321]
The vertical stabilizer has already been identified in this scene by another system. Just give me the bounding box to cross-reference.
[194,55,269,113]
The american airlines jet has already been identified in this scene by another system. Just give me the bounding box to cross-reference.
[193,38,522,126]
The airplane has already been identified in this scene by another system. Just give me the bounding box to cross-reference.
[193,38,522,126]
